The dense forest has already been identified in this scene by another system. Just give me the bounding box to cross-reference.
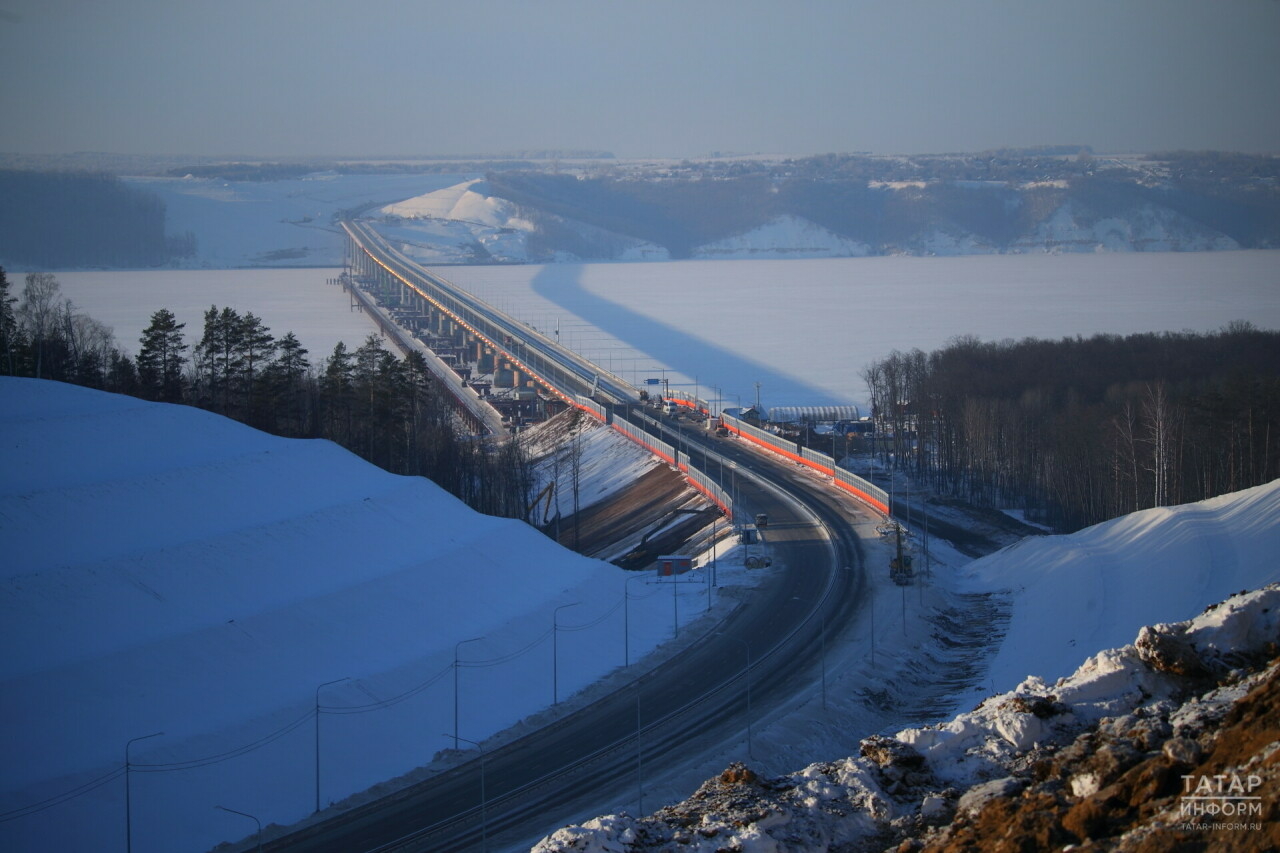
[0,268,533,520]
[860,327,1280,531]
[0,170,196,269]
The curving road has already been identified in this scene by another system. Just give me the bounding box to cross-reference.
[261,228,879,852]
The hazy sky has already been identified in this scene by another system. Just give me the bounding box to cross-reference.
[2,0,1278,159]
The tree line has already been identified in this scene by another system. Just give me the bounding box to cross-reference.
[0,267,534,521]
[0,169,195,268]
[860,325,1280,531]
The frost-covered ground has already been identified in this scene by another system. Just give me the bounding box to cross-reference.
[0,378,738,853]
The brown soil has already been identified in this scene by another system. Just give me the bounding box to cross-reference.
[921,662,1280,853]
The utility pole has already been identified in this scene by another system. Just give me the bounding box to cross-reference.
[126,731,164,853]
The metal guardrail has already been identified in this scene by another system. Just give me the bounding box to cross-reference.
[721,413,888,514]
[345,221,738,522]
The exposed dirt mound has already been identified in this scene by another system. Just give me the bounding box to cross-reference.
[924,663,1280,852]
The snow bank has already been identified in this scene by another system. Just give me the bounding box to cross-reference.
[964,480,1280,694]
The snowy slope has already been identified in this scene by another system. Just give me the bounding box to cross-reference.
[692,215,872,259]
[1011,201,1241,253]
[375,179,537,263]
[0,378,718,853]
[965,480,1280,694]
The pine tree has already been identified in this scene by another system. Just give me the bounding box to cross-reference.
[0,267,19,375]
[238,312,276,426]
[137,308,188,402]
[194,306,243,413]
[321,341,355,445]
[266,331,310,436]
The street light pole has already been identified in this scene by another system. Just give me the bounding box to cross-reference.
[554,602,580,705]
[711,516,719,589]
[672,569,679,637]
[635,685,644,815]
[126,731,164,853]
[715,633,752,759]
[315,677,349,814]
[454,636,484,748]
[214,805,263,853]
[794,597,828,711]
[447,735,488,853]
[624,574,649,667]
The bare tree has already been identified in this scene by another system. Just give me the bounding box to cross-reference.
[19,272,60,378]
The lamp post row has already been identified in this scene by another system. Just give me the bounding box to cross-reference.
[131,568,735,848]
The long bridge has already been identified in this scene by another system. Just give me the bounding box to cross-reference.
[342,220,635,426]
[261,221,891,851]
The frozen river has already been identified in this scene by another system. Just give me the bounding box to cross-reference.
[57,250,1280,411]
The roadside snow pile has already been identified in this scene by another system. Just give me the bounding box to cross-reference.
[965,479,1280,695]
[533,584,1280,852]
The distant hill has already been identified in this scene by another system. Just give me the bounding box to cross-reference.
[481,152,1280,260]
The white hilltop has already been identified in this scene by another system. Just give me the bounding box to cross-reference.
[380,178,532,230]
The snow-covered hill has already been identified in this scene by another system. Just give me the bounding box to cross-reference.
[965,481,1280,695]
[1011,201,1241,253]
[0,378,709,853]
[367,178,1249,263]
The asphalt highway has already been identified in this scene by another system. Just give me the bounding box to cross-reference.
[261,409,872,852]
[265,227,879,852]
